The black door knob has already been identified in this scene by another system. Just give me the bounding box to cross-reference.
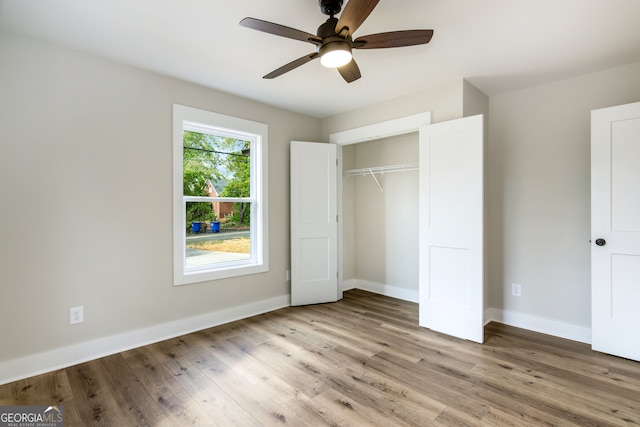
[595,238,606,246]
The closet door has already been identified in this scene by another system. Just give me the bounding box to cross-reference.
[290,141,339,306]
[419,115,484,343]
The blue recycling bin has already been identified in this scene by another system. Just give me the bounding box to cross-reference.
[210,221,220,233]
[191,222,201,234]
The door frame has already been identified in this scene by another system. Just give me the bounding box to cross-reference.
[329,112,432,296]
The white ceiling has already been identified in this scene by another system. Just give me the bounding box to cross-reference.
[1,0,639,118]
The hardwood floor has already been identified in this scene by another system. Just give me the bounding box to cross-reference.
[1,289,639,426]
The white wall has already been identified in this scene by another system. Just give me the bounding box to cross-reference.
[487,61,640,341]
[0,34,321,383]
[343,134,419,301]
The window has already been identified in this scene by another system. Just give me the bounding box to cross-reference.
[173,104,268,285]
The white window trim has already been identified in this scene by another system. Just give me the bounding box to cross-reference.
[173,104,269,285]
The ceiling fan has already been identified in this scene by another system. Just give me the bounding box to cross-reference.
[240,0,434,83]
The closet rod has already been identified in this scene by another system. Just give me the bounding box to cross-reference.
[344,162,419,177]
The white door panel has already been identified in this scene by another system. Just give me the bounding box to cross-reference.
[291,141,338,306]
[592,102,640,361]
[419,115,484,343]
[611,118,640,231]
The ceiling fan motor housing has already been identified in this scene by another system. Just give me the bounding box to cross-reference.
[317,17,340,39]
[319,0,343,16]
[317,17,352,54]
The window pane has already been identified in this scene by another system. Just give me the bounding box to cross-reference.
[183,130,253,268]
[183,131,251,198]
[185,201,251,268]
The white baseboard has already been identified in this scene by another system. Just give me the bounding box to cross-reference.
[0,295,290,386]
[342,279,357,292]
[343,279,419,303]
[485,308,592,344]
[343,281,590,344]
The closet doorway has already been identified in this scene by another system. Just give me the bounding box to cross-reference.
[292,113,485,343]
[341,133,421,303]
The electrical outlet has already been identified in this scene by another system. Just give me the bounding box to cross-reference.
[70,306,83,325]
[512,283,522,297]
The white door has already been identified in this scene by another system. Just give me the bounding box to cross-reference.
[592,101,640,361]
[290,141,339,306]
[419,115,484,343]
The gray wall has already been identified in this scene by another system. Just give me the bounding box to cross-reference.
[488,61,640,331]
[0,34,321,366]
[321,79,465,134]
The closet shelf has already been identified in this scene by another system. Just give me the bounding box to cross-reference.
[345,163,419,192]
[344,163,419,177]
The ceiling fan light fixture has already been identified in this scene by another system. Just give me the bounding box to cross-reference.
[319,41,352,68]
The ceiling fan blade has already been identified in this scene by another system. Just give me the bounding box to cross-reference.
[353,30,434,49]
[240,17,322,45]
[335,0,379,36]
[337,59,361,83]
[263,53,320,79]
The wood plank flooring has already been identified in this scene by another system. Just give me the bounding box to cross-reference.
[1,289,639,426]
